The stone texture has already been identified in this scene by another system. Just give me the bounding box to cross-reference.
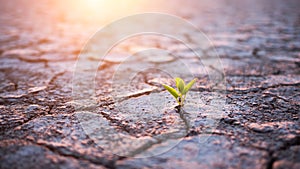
[1,0,299,168]
[116,135,269,169]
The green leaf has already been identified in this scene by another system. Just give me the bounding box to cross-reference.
[163,84,179,99]
[175,77,185,93]
[182,78,196,95]
[175,78,180,88]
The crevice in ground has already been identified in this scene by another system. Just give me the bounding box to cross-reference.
[24,139,118,169]
[278,135,300,151]
[47,71,66,86]
[1,104,55,137]
[225,82,300,94]
[1,54,49,66]
[0,71,67,101]
[116,88,162,102]
[266,151,275,169]
[96,106,192,158]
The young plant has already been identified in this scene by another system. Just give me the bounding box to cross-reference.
[163,77,197,107]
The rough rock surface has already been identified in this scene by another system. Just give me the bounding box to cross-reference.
[0,0,299,169]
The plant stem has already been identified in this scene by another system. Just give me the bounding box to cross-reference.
[176,97,181,105]
[180,94,186,106]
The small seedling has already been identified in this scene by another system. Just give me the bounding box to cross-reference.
[163,77,197,107]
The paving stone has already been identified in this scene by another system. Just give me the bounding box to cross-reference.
[0,140,105,169]
[273,145,300,169]
[0,0,299,168]
[116,135,269,169]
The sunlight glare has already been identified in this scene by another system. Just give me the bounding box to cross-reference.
[59,0,146,23]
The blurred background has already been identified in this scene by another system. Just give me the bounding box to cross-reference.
[0,0,299,61]
[0,0,299,168]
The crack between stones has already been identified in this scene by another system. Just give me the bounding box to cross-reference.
[117,88,162,102]
[278,135,300,151]
[31,140,117,169]
[1,54,49,66]
[85,90,161,111]
[225,82,300,94]
[127,130,188,157]
[266,151,275,169]
[2,104,55,135]
[262,92,290,103]
[251,134,300,169]
[0,71,67,102]
[97,104,192,158]
[125,107,191,157]
[47,71,66,86]
[190,82,300,95]
[98,111,135,135]
[1,51,80,66]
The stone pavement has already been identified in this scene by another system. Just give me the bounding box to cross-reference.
[0,0,299,169]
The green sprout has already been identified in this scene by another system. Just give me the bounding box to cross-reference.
[163,77,197,107]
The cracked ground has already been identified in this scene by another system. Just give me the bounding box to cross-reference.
[0,0,299,169]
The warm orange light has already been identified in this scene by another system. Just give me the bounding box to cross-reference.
[56,0,147,24]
